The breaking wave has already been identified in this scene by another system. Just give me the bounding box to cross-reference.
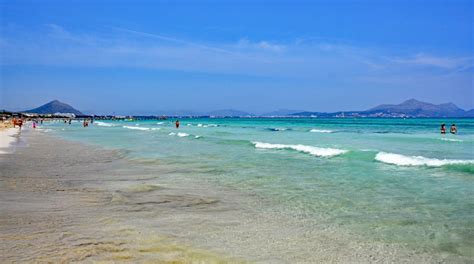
[310,129,334,133]
[252,142,348,157]
[375,152,474,167]
[123,126,150,131]
[267,128,289,132]
[95,121,114,127]
[439,138,463,142]
[168,132,190,137]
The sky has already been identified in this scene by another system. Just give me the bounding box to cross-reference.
[1,0,473,115]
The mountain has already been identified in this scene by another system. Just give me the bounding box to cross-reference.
[261,109,305,117]
[465,109,474,117]
[24,100,84,115]
[367,99,466,117]
[206,109,254,117]
[292,99,473,118]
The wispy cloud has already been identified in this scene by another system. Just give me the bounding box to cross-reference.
[1,24,472,83]
[109,26,236,55]
[390,53,473,70]
[236,38,285,52]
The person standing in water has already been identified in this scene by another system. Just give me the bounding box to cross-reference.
[450,124,457,134]
[440,124,446,134]
[175,120,180,129]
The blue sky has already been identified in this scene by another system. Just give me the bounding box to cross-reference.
[1,0,473,114]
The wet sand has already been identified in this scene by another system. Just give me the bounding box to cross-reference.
[0,130,460,263]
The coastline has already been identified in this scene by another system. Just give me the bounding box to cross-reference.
[0,127,20,154]
[0,129,466,263]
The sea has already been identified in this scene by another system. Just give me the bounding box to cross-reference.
[40,118,474,260]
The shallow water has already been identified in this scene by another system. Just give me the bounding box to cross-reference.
[42,118,474,259]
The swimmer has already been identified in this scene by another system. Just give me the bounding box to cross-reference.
[440,124,446,134]
[175,120,180,129]
[450,124,457,134]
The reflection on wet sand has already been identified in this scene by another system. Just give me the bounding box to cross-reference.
[0,132,238,263]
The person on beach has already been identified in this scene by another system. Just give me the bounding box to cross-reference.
[440,124,446,134]
[450,124,457,134]
[83,119,89,127]
[17,118,23,130]
[175,120,180,129]
[68,119,72,125]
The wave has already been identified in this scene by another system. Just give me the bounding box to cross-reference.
[196,124,217,128]
[253,142,348,157]
[95,121,114,127]
[157,122,164,125]
[123,126,150,131]
[168,132,190,137]
[267,127,289,132]
[439,138,463,142]
[375,152,474,167]
[310,129,334,133]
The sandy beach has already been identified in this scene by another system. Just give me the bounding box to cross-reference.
[1,127,464,263]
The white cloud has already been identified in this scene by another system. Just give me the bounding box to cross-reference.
[1,24,472,84]
[236,38,285,52]
[390,53,473,69]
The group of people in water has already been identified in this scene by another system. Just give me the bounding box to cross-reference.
[441,123,457,134]
[10,118,461,136]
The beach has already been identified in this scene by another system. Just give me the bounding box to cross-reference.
[1,120,472,263]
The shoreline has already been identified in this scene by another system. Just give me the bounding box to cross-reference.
[0,127,20,154]
[0,129,465,263]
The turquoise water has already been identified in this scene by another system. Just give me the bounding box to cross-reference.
[42,118,474,257]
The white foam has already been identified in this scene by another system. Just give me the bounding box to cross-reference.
[95,121,114,127]
[375,152,474,167]
[253,142,347,157]
[439,138,463,142]
[195,135,202,139]
[123,126,150,131]
[0,128,19,154]
[310,129,333,133]
[157,122,164,125]
[151,128,161,131]
[168,132,176,136]
[177,132,189,137]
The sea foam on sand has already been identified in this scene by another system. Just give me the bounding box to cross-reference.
[0,128,19,154]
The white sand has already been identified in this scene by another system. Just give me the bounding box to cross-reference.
[0,128,20,154]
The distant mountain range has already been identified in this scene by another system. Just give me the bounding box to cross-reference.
[15,99,474,118]
[291,99,474,118]
[207,109,254,117]
[24,100,84,115]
